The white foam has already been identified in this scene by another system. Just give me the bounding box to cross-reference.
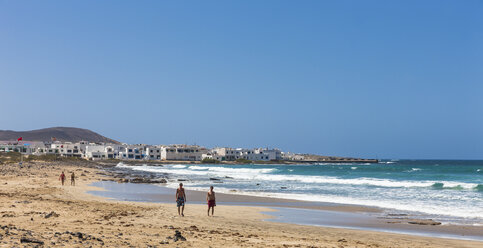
[116,164,275,179]
[175,185,483,219]
[171,165,187,169]
[405,168,422,172]
[116,163,478,190]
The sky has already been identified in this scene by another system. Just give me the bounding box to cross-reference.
[1,0,482,159]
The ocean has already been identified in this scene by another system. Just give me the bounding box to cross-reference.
[115,160,483,225]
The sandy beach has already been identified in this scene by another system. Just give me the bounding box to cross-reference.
[1,161,482,247]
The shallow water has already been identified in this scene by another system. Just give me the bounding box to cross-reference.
[114,160,483,225]
[88,181,483,241]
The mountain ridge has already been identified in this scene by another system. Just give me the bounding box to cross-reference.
[0,127,120,144]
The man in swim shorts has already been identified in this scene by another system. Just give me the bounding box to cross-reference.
[207,186,216,216]
[70,172,75,186]
[176,183,186,216]
[59,171,66,186]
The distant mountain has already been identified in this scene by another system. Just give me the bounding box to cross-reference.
[0,127,120,144]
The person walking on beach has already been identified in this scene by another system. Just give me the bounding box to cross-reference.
[59,171,66,186]
[176,183,186,216]
[207,186,216,216]
[70,172,75,186]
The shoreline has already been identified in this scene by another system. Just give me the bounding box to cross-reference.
[106,162,483,224]
[97,158,380,166]
[1,160,482,247]
[88,180,483,242]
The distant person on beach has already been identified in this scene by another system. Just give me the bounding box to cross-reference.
[70,172,75,186]
[59,171,65,186]
[207,186,216,216]
[176,183,186,216]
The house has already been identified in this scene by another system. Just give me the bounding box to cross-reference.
[146,146,162,160]
[118,145,145,160]
[161,145,208,161]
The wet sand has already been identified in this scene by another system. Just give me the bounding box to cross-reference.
[89,180,483,241]
[1,161,482,247]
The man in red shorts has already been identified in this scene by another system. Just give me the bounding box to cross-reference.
[59,171,66,186]
[207,186,216,216]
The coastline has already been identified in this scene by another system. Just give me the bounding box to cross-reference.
[99,157,380,166]
[106,161,483,222]
[0,161,482,247]
[88,180,483,241]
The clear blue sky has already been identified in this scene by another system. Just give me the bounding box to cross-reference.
[1,1,482,159]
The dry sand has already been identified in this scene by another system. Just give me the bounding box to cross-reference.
[0,161,482,247]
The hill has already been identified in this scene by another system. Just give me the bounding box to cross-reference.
[0,127,120,144]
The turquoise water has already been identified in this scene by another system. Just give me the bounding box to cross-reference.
[116,160,483,224]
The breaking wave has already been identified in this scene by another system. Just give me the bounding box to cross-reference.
[116,163,480,191]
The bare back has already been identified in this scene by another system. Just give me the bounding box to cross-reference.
[207,191,215,200]
[177,188,185,198]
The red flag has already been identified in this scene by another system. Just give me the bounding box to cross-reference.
[17,137,23,141]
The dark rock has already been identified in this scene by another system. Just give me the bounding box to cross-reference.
[173,230,186,242]
[209,178,220,181]
[189,225,198,231]
[388,213,408,216]
[129,178,167,184]
[20,237,44,245]
[280,187,287,189]
[74,232,84,239]
[45,211,59,218]
[408,220,441,225]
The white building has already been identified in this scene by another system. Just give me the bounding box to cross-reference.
[257,148,282,161]
[1,139,286,162]
[49,142,83,157]
[146,146,162,160]
[161,145,208,161]
[0,141,46,155]
[208,147,282,161]
[281,152,305,161]
[84,144,123,160]
[118,145,145,160]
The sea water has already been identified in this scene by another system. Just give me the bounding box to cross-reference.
[115,160,483,225]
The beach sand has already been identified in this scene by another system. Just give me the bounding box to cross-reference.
[0,161,481,247]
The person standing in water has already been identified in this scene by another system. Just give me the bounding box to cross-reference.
[176,183,186,216]
[70,172,75,186]
[59,171,66,186]
[207,186,216,216]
